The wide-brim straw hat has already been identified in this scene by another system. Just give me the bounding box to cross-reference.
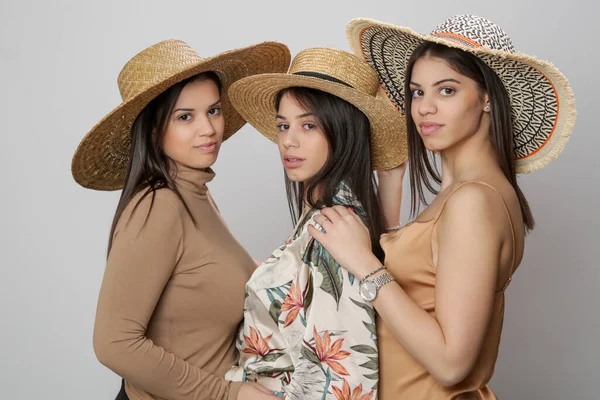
[72,40,291,190]
[347,15,576,174]
[227,47,407,170]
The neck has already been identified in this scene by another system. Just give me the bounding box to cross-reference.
[438,128,497,190]
[170,162,215,197]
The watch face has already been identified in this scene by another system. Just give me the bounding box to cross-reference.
[360,280,377,302]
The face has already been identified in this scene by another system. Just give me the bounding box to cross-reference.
[276,93,329,183]
[409,56,490,152]
[162,78,224,169]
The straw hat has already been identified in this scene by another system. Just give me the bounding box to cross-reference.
[347,15,576,174]
[72,40,291,190]
[227,48,407,170]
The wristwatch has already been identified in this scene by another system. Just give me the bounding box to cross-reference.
[359,271,395,302]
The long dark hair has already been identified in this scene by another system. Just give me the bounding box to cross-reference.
[107,72,221,253]
[404,42,534,232]
[275,87,386,260]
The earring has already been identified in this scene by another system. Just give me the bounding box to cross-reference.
[484,105,491,112]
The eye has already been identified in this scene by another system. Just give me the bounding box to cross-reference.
[208,107,221,116]
[411,88,423,98]
[439,87,455,96]
[303,123,316,130]
[277,123,289,132]
[178,113,192,121]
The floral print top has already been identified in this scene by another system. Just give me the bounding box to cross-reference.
[225,182,379,400]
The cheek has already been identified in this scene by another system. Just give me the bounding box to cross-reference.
[214,115,225,136]
[162,126,189,157]
[312,134,329,169]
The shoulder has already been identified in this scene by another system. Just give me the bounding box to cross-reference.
[438,182,508,233]
[117,187,185,234]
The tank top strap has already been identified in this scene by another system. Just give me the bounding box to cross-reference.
[432,181,517,292]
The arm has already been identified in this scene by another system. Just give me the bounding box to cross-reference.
[93,191,245,400]
[285,222,378,400]
[309,185,506,387]
[376,161,408,230]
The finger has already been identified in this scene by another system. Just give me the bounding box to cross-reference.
[312,215,331,233]
[307,224,327,243]
[320,207,343,223]
[312,214,329,225]
[332,204,352,218]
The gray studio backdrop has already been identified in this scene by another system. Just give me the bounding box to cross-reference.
[1,0,597,399]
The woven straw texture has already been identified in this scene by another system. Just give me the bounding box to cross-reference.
[228,47,407,170]
[72,40,291,190]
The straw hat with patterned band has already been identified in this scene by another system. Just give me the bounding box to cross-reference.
[347,15,576,174]
[72,40,291,190]
[227,47,407,170]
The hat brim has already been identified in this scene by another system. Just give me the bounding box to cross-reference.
[347,18,576,174]
[72,42,291,190]
[228,73,407,170]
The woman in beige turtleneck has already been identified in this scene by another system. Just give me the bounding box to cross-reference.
[71,40,290,400]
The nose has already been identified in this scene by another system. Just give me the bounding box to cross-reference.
[196,115,216,137]
[281,126,299,148]
[416,92,437,117]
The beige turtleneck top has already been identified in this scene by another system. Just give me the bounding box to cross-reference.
[93,165,255,400]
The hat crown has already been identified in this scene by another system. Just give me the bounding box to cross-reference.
[289,48,380,96]
[117,40,204,101]
[430,15,515,53]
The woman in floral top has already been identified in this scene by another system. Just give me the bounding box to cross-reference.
[225,48,407,400]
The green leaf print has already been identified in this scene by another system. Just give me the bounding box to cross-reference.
[261,352,285,362]
[350,345,378,354]
[363,321,377,336]
[359,357,378,371]
[306,239,344,307]
[269,300,282,325]
[301,343,325,373]
[350,298,376,322]
[303,270,314,311]
[364,371,379,380]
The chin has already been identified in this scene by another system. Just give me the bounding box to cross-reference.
[285,169,310,183]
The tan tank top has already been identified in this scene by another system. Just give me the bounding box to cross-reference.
[378,181,517,400]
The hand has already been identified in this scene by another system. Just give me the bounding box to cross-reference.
[376,160,408,181]
[237,382,279,400]
[308,206,381,279]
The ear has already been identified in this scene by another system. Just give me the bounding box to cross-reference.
[483,93,491,113]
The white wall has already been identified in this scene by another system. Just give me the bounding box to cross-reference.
[1,0,596,398]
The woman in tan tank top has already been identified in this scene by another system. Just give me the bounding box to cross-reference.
[308,15,576,399]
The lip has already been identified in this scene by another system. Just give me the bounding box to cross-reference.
[283,155,305,169]
[419,121,443,136]
[194,142,218,153]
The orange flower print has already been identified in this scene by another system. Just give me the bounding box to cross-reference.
[332,380,375,400]
[281,280,304,328]
[314,327,351,376]
[242,326,277,357]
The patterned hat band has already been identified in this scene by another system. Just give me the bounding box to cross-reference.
[430,32,483,49]
[347,15,576,174]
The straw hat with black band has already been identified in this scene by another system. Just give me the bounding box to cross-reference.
[347,15,576,174]
[227,47,407,170]
[72,39,291,190]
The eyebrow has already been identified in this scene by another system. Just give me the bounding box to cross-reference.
[172,100,221,114]
[410,78,461,87]
[275,112,315,120]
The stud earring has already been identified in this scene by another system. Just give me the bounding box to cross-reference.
[484,105,491,112]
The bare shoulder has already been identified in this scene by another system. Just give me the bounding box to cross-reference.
[439,182,510,231]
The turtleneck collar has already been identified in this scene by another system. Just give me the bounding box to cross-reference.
[171,163,215,198]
